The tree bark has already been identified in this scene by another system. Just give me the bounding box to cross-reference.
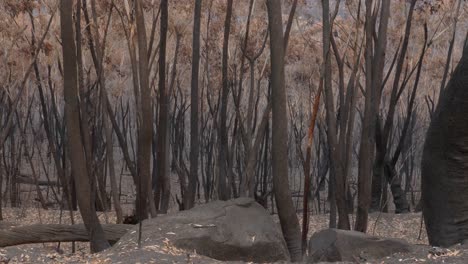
[60,0,110,252]
[267,0,302,261]
[135,0,153,221]
[83,0,124,222]
[186,0,203,210]
[217,0,234,201]
[371,0,416,213]
[0,160,3,220]
[422,34,468,247]
[156,0,171,213]
[321,0,350,230]
[356,0,390,233]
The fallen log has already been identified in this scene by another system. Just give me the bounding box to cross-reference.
[0,221,18,230]
[16,174,58,186]
[0,224,132,247]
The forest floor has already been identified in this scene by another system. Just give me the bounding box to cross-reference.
[1,206,467,263]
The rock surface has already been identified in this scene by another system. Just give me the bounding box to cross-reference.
[308,228,413,263]
[112,198,289,262]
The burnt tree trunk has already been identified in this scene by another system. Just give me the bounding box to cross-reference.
[156,0,171,213]
[422,34,468,247]
[217,0,233,201]
[60,1,109,252]
[186,0,202,210]
[267,0,302,261]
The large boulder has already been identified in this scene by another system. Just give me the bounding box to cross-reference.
[113,198,289,262]
[308,229,412,263]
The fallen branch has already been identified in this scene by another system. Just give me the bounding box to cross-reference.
[0,224,132,247]
[16,174,58,186]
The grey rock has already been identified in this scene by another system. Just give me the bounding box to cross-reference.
[308,229,413,263]
[113,198,289,262]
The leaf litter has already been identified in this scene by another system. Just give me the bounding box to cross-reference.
[1,207,468,263]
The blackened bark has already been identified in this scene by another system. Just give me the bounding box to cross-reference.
[267,0,302,261]
[135,0,153,221]
[356,0,390,232]
[60,0,109,252]
[321,0,350,230]
[218,0,233,201]
[156,0,171,213]
[186,0,203,210]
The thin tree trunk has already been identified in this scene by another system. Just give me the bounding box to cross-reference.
[322,0,350,230]
[105,120,123,223]
[83,0,128,222]
[356,0,390,232]
[283,0,298,51]
[438,0,463,100]
[28,11,68,211]
[389,24,429,214]
[94,1,123,220]
[302,82,323,254]
[372,0,416,213]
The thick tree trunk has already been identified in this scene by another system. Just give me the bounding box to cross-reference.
[217,0,233,201]
[0,162,3,220]
[60,1,110,252]
[422,40,468,247]
[267,0,302,261]
[135,0,153,220]
[156,0,171,213]
[356,12,375,230]
[187,0,202,210]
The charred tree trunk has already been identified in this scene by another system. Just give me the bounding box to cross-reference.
[0,160,3,220]
[135,0,153,220]
[321,0,350,230]
[371,0,417,214]
[356,0,390,232]
[60,1,109,252]
[186,0,202,210]
[421,33,468,247]
[217,0,233,201]
[267,0,302,261]
[156,0,171,213]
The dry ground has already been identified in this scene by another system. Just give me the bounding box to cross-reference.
[0,206,465,263]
